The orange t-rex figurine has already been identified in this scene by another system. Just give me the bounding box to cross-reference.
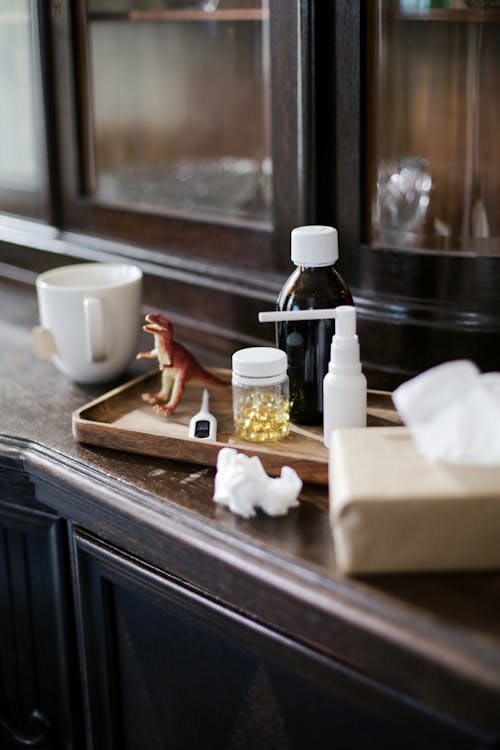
[137,313,229,416]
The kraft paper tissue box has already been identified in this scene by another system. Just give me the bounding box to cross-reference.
[329,427,500,575]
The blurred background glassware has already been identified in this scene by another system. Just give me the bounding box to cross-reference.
[196,0,220,11]
[370,1,499,254]
[97,156,269,221]
[399,1,451,8]
[376,156,432,245]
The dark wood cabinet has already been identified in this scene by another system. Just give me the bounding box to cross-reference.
[1,3,500,741]
[1,242,500,746]
[0,0,312,363]
[71,530,488,750]
[0,429,499,748]
[315,2,500,388]
[0,459,81,750]
[51,0,305,271]
[2,1,499,385]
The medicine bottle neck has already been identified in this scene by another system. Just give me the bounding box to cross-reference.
[295,263,335,271]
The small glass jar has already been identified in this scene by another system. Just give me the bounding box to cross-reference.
[232,347,290,443]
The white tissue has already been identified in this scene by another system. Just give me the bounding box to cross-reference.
[392,360,500,465]
[213,448,302,518]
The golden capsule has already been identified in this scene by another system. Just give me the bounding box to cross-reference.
[234,392,290,443]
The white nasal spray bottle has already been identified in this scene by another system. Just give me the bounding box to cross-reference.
[323,306,367,448]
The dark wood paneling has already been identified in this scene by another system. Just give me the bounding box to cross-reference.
[32,467,500,735]
[72,530,489,750]
[354,245,500,389]
[0,492,82,749]
[269,0,313,259]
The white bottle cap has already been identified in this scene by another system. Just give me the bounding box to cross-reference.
[232,347,287,386]
[291,225,339,267]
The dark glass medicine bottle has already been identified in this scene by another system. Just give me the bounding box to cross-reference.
[276,226,353,425]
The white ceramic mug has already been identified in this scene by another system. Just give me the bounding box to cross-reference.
[35,262,143,383]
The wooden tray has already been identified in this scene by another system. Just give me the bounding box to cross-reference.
[72,369,401,485]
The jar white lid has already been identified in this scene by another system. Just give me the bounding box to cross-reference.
[232,347,287,379]
[291,225,338,266]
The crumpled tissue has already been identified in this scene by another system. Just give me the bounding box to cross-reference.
[213,447,302,518]
[392,360,500,465]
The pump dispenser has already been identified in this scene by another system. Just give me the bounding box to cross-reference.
[323,306,367,447]
[276,226,353,425]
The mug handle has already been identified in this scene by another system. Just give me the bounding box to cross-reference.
[84,297,106,362]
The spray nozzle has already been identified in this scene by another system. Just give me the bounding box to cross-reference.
[334,306,356,338]
[258,305,356,334]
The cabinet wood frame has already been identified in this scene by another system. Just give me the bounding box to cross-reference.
[71,529,487,749]
[1,0,500,386]
[316,1,500,387]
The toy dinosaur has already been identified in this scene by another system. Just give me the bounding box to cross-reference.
[137,313,229,416]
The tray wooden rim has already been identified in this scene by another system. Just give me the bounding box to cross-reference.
[72,369,397,486]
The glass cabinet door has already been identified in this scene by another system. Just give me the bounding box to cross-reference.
[0,0,46,219]
[84,0,271,227]
[368,0,500,255]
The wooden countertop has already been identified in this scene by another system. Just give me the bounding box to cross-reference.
[1,277,500,734]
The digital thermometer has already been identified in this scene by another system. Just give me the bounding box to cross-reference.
[188,389,217,441]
